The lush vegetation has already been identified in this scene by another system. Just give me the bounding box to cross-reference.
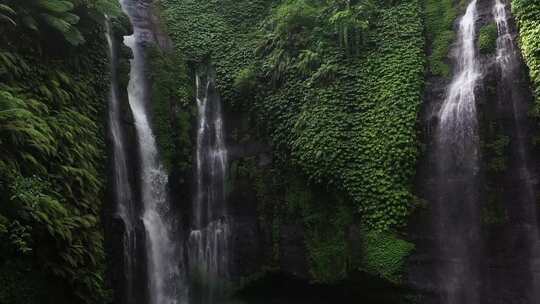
[147,46,194,172]
[8,0,540,300]
[160,0,423,283]
[0,0,121,303]
[424,0,456,76]
[513,0,540,113]
[478,23,498,54]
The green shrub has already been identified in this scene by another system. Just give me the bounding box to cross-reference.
[147,47,193,171]
[425,0,456,76]
[273,0,318,37]
[478,23,498,54]
[360,230,414,283]
[233,66,258,95]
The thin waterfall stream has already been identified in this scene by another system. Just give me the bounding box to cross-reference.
[434,0,481,302]
[492,0,540,300]
[118,0,188,303]
[106,18,137,304]
[188,68,231,303]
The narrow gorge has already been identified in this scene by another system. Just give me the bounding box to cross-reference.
[2,0,540,303]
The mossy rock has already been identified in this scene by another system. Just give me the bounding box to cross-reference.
[478,23,498,54]
[360,230,415,283]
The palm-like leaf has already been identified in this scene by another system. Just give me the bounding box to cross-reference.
[0,3,16,26]
[37,0,74,13]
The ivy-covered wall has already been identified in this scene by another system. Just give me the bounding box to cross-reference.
[424,0,457,77]
[513,0,540,113]
[147,46,193,174]
[0,2,121,303]
[158,0,424,285]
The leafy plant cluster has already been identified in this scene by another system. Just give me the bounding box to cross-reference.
[0,0,120,45]
[0,4,119,303]
[160,0,424,281]
[512,0,540,114]
[359,230,414,283]
[478,23,498,54]
[147,46,194,173]
[251,0,425,231]
[231,156,355,283]
[424,0,457,76]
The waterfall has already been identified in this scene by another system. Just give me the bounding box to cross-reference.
[105,18,137,304]
[434,0,481,302]
[188,68,230,303]
[492,0,540,301]
[439,0,481,155]
[119,0,187,303]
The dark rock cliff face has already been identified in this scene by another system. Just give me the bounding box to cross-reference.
[104,1,172,303]
[103,16,144,304]
[409,0,540,302]
[222,104,312,281]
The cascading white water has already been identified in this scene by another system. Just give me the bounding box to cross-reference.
[493,0,514,72]
[493,0,540,301]
[119,0,187,303]
[435,1,481,303]
[188,70,230,303]
[439,0,481,157]
[105,18,137,304]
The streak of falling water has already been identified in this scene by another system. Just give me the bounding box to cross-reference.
[493,0,540,301]
[105,18,137,304]
[439,0,481,155]
[119,0,188,303]
[189,69,230,304]
[435,0,481,303]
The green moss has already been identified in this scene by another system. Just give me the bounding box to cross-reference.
[485,134,510,173]
[303,201,353,283]
[482,196,508,225]
[147,47,193,172]
[425,0,457,77]
[360,230,415,283]
[478,23,498,54]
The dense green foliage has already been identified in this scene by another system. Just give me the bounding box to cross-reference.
[424,0,456,76]
[0,1,120,303]
[147,47,193,172]
[360,230,414,283]
[513,0,540,113]
[253,0,425,231]
[478,23,498,54]
[161,0,424,283]
[162,0,424,231]
[0,0,120,45]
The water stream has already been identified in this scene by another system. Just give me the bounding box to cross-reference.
[106,18,137,304]
[119,0,188,302]
[188,68,231,303]
[435,0,481,302]
[492,0,540,301]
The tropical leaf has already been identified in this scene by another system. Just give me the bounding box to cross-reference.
[62,26,85,45]
[62,12,80,24]
[41,13,71,32]
[0,13,16,26]
[0,4,16,15]
[37,0,74,14]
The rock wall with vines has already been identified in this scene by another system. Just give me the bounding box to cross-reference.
[158,0,424,285]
